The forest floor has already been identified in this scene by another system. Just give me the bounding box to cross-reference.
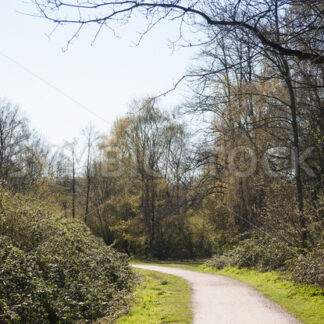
[127,260,324,324]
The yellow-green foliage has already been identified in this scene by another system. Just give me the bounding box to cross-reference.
[117,269,192,324]
[0,187,135,323]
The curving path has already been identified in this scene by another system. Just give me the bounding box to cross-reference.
[133,264,302,324]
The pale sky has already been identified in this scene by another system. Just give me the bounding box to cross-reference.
[0,1,196,145]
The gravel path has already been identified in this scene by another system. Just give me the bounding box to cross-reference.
[133,264,302,324]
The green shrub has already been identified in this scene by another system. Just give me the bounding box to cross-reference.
[0,188,135,323]
[229,238,294,271]
[204,254,233,269]
[289,250,324,289]
[205,236,294,271]
[0,236,50,323]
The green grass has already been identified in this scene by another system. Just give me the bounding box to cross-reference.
[130,259,324,324]
[116,268,192,324]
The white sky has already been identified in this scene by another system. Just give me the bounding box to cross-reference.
[0,1,196,145]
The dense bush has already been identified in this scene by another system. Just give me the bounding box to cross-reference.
[204,254,234,270]
[289,250,324,289]
[205,236,294,271]
[0,187,135,323]
[205,235,324,289]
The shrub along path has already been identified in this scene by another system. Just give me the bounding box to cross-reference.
[133,264,301,324]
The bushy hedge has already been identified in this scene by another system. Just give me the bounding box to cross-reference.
[205,235,324,289]
[289,250,324,288]
[205,237,293,270]
[0,188,135,323]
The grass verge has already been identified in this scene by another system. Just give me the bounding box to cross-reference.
[116,268,192,324]
[130,259,324,324]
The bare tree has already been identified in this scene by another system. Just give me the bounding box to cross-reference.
[82,124,99,223]
[0,100,30,179]
[0,99,50,192]
[33,0,324,64]
[64,138,78,218]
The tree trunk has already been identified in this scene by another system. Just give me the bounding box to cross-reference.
[72,157,75,219]
[282,58,308,249]
[84,156,91,223]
